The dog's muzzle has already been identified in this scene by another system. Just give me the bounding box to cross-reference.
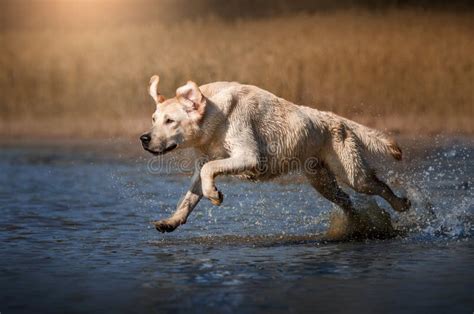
[140,133,178,155]
[144,144,178,156]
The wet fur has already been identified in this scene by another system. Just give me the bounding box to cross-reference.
[142,78,410,234]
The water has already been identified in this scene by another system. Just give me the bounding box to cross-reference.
[0,137,473,313]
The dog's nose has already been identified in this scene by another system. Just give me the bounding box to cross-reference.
[140,133,151,146]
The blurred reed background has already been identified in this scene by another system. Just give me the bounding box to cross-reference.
[0,0,473,138]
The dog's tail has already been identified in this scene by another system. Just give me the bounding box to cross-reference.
[342,117,402,161]
[326,113,402,161]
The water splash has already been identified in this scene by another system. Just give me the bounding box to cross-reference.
[392,180,473,239]
[325,195,396,241]
[323,169,472,242]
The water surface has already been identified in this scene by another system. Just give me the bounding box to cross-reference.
[0,137,473,313]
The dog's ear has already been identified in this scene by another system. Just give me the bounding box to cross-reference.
[149,75,165,104]
[176,81,206,120]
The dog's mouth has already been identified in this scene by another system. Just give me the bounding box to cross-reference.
[145,143,178,156]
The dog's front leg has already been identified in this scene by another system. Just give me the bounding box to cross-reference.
[201,155,257,205]
[153,163,203,233]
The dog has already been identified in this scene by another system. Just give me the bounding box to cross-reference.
[141,75,410,233]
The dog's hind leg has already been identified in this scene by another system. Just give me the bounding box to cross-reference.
[351,174,411,213]
[326,122,410,213]
[305,164,355,216]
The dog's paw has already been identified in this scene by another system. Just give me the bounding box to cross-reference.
[204,187,224,206]
[210,190,224,206]
[152,219,182,233]
[395,197,411,212]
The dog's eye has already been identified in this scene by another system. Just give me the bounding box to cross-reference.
[165,118,175,124]
[152,117,156,123]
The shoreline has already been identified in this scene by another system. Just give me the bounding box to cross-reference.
[1,114,473,141]
[1,129,472,153]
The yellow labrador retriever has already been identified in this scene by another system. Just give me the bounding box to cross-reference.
[140,75,410,233]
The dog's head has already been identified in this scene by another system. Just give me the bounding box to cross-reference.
[140,75,206,155]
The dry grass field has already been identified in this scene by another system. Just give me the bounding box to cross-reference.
[1,8,473,138]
